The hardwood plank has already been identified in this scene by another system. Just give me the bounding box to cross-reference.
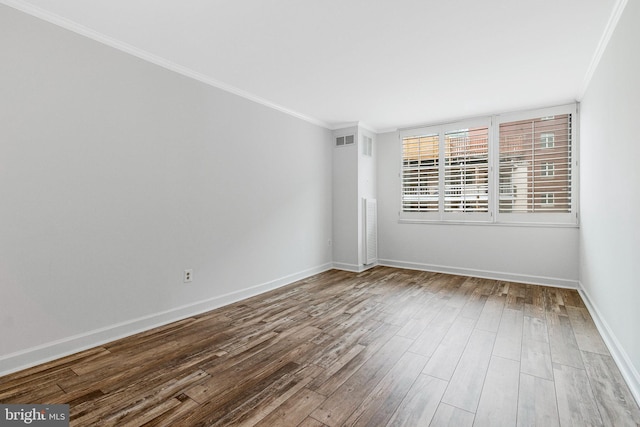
[581,351,640,427]
[0,347,109,390]
[554,363,604,426]
[517,373,559,427]
[447,276,481,308]
[524,284,546,319]
[310,336,413,427]
[560,288,586,309]
[0,382,66,404]
[505,281,526,310]
[396,316,433,340]
[546,312,584,369]
[254,387,325,427]
[474,356,520,427]
[520,338,553,380]
[299,417,330,427]
[441,328,496,413]
[521,314,553,380]
[214,364,322,427]
[179,363,305,426]
[141,397,201,427]
[1,267,638,427]
[422,316,475,381]
[522,315,549,343]
[459,277,495,319]
[310,323,401,396]
[566,306,609,355]
[343,351,428,427]
[409,305,460,357]
[430,403,475,427]
[544,287,568,315]
[493,308,524,361]
[72,369,210,426]
[306,344,364,391]
[386,374,448,427]
[118,397,181,427]
[476,294,505,332]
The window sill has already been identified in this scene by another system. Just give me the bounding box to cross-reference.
[397,218,579,228]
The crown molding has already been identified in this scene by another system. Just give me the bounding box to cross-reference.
[577,0,629,100]
[329,121,381,134]
[1,0,332,130]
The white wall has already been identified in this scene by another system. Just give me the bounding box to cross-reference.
[377,131,579,287]
[332,126,359,269]
[0,5,333,374]
[357,128,377,267]
[579,0,640,401]
[332,126,377,271]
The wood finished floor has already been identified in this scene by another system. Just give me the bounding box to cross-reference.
[1,267,639,426]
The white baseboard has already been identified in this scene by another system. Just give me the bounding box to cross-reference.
[332,262,377,273]
[378,259,579,289]
[577,282,640,407]
[0,262,333,377]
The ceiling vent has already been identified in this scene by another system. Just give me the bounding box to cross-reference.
[336,134,355,147]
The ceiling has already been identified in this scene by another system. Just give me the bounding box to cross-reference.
[4,0,621,131]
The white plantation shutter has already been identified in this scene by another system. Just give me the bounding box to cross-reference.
[399,104,577,225]
[402,133,439,213]
[498,113,573,214]
[444,127,489,213]
[401,118,491,222]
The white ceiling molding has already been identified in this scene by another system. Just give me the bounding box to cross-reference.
[2,0,622,132]
[1,0,332,130]
[577,0,629,99]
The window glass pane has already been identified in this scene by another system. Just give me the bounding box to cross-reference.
[499,114,572,213]
[402,134,439,212]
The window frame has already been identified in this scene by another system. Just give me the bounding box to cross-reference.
[398,103,578,227]
[494,104,578,226]
[400,117,493,223]
[541,162,555,177]
[540,132,556,149]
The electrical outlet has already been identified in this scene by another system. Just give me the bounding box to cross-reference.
[183,269,193,283]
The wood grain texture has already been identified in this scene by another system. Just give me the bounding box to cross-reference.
[386,374,447,426]
[441,328,496,412]
[493,308,524,361]
[431,403,475,427]
[517,373,559,427]
[554,363,604,427]
[1,266,638,427]
[581,351,640,427]
[474,356,520,426]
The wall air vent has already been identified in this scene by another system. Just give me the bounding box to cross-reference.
[336,134,355,147]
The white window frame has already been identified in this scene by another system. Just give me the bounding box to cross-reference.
[399,103,578,226]
[540,132,555,149]
[400,117,493,223]
[541,162,555,177]
[494,103,578,226]
[541,193,555,205]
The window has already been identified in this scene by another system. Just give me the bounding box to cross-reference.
[400,104,577,225]
[402,133,439,212]
[498,110,573,219]
[444,128,489,213]
[540,133,555,148]
[401,118,490,222]
[541,162,555,177]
